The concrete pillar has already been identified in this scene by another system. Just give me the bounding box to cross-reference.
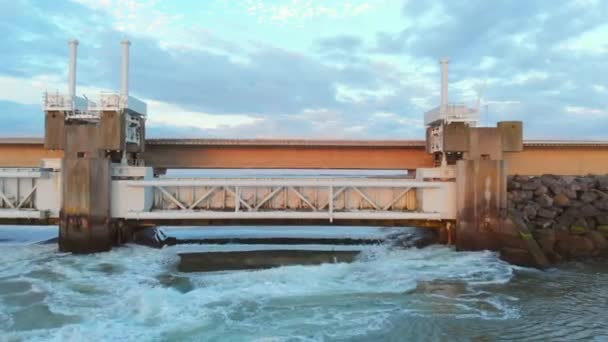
[455,158,510,251]
[59,124,115,253]
[453,121,548,267]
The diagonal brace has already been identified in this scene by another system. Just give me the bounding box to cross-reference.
[254,187,284,210]
[156,186,187,210]
[382,187,412,210]
[189,186,218,210]
[16,185,38,209]
[225,186,253,211]
[320,186,346,209]
[351,187,380,210]
[288,186,317,211]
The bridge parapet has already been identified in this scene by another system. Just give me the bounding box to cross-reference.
[0,162,457,228]
[117,177,455,223]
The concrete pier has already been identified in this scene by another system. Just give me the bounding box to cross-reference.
[59,124,113,253]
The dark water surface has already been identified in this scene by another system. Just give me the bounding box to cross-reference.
[0,226,607,341]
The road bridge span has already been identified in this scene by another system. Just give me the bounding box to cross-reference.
[1,138,608,175]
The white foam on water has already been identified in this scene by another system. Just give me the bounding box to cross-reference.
[0,235,517,341]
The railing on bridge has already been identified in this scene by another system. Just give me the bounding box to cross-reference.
[119,178,453,222]
[0,168,45,219]
[0,164,456,224]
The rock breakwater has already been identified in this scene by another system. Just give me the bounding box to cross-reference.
[508,174,608,261]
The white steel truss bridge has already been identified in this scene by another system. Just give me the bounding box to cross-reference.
[0,163,456,227]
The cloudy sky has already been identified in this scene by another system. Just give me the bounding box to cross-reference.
[1,0,607,139]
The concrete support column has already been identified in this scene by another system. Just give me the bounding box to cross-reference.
[455,159,510,251]
[452,121,548,267]
[59,124,115,253]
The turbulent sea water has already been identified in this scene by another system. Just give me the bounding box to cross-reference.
[0,226,607,342]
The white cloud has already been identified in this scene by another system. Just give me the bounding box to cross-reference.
[0,74,259,131]
[558,23,608,55]
[244,0,380,23]
[510,71,549,85]
[565,105,608,117]
[146,100,260,130]
[479,56,497,70]
[372,111,423,127]
[592,84,608,93]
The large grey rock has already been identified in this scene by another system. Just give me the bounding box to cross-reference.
[509,191,525,204]
[580,191,599,203]
[556,235,596,258]
[573,217,589,229]
[507,178,521,190]
[533,229,556,253]
[524,203,538,219]
[564,188,578,200]
[588,231,608,251]
[593,199,608,211]
[539,174,559,185]
[580,176,598,189]
[597,175,608,191]
[536,194,554,208]
[562,207,581,218]
[522,179,542,191]
[553,193,570,207]
[581,204,600,217]
[569,182,582,192]
[537,208,557,219]
[562,176,576,185]
[535,218,554,229]
[596,215,608,225]
[556,214,575,227]
[587,217,598,230]
[569,199,585,208]
[534,185,548,196]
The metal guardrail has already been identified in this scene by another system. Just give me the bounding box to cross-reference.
[124,178,445,222]
[0,168,43,218]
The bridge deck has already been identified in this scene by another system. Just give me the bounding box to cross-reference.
[1,138,608,175]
